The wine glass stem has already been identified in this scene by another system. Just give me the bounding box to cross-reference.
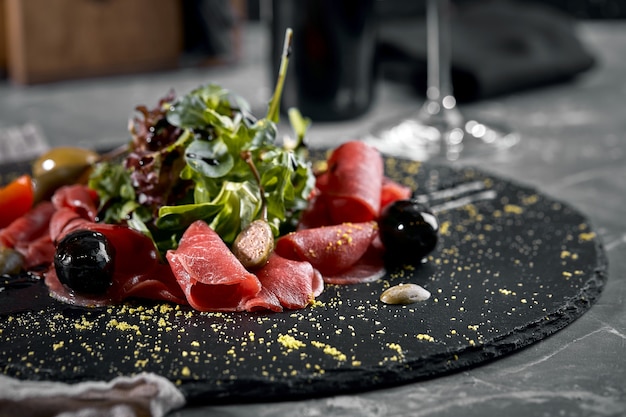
[424,0,457,116]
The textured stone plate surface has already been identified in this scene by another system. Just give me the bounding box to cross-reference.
[0,156,607,404]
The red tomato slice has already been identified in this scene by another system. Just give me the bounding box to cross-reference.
[0,175,35,229]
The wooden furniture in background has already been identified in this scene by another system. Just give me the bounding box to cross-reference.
[5,0,183,84]
[0,0,6,72]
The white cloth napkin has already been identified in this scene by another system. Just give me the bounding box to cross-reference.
[0,372,186,417]
[0,122,50,163]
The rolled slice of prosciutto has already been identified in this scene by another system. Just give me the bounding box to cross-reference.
[275,221,382,279]
[325,141,383,224]
[45,213,187,307]
[244,253,324,312]
[0,201,56,269]
[166,220,262,312]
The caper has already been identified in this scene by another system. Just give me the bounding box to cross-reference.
[379,199,439,264]
[32,147,99,201]
[232,219,274,270]
[54,229,115,295]
[0,246,25,275]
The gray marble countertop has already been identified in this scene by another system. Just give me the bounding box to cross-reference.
[1,20,624,417]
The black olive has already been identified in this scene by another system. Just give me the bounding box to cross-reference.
[379,199,439,264]
[54,230,115,295]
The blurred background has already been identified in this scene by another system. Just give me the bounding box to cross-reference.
[0,0,622,160]
[0,0,622,84]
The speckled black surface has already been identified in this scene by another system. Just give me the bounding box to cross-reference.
[0,156,607,404]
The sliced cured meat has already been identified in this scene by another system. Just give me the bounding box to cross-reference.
[0,201,55,249]
[166,220,261,312]
[323,245,386,285]
[244,253,323,312]
[325,141,383,224]
[21,235,55,271]
[46,261,186,307]
[296,191,332,230]
[118,263,187,305]
[380,177,412,211]
[0,201,56,268]
[49,207,89,243]
[51,184,99,221]
[275,221,379,276]
[45,220,187,307]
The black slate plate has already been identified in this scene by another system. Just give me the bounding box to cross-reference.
[0,155,607,404]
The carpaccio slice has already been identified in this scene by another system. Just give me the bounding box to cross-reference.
[275,221,384,282]
[0,201,56,269]
[244,253,324,312]
[166,220,262,312]
[51,184,99,221]
[298,149,411,230]
[380,177,412,211]
[45,209,187,307]
[323,244,386,285]
[324,141,384,224]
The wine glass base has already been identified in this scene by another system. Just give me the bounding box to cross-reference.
[363,112,519,162]
[445,117,520,161]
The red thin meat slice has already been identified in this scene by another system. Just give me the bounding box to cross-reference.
[0,201,55,248]
[296,191,332,230]
[275,221,379,276]
[21,235,55,271]
[51,185,99,221]
[45,214,187,307]
[0,201,56,268]
[325,141,383,224]
[323,245,386,285]
[380,177,412,211]
[166,220,261,312]
[244,253,323,312]
[118,263,187,305]
[49,207,89,243]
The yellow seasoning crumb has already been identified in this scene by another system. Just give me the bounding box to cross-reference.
[181,366,191,377]
[74,317,95,331]
[52,341,64,351]
[107,319,141,334]
[416,333,435,342]
[277,334,306,350]
[439,221,451,236]
[311,341,347,361]
[579,232,596,241]
[504,204,524,214]
[522,194,539,205]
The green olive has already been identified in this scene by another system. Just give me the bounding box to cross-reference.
[32,147,100,201]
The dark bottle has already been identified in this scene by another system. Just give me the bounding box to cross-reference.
[270,0,377,122]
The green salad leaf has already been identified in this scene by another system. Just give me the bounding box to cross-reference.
[88,29,313,255]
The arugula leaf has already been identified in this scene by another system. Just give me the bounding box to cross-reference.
[88,162,137,223]
[89,29,314,254]
[184,138,234,178]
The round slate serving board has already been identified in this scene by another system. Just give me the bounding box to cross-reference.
[0,155,607,404]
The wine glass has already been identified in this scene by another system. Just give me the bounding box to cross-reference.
[364,0,519,161]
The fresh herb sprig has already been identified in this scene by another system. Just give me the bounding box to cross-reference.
[89,29,314,254]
